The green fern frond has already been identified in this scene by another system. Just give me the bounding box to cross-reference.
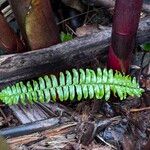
[0,68,144,105]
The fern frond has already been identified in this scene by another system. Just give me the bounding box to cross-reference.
[0,68,144,105]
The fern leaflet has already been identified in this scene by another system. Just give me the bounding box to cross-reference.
[0,68,144,105]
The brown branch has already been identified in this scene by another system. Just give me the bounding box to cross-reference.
[130,107,150,113]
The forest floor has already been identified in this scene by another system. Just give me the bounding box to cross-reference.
[0,0,149,150]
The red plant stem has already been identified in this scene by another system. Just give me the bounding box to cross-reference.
[0,12,25,53]
[107,0,143,73]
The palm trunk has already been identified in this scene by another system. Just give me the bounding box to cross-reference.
[107,0,143,73]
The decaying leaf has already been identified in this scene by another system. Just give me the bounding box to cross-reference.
[76,24,100,37]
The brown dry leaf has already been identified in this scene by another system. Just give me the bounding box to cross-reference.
[76,24,100,37]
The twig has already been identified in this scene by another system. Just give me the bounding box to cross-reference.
[84,4,90,24]
[57,9,100,25]
[65,24,77,35]
[0,108,10,126]
[96,135,117,150]
[130,107,150,113]
[86,13,97,24]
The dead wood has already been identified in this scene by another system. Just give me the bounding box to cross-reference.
[0,117,72,138]
[6,116,122,148]
[7,122,77,149]
[10,104,50,124]
[0,17,149,89]
[142,4,150,13]
[10,102,77,124]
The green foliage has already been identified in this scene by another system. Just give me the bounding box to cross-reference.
[141,43,150,52]
[0,68,144,105]
[60,32,73,42]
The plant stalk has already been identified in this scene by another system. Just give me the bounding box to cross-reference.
[0,12,25,53]
[10,0,60,50]
[107,0,143,73]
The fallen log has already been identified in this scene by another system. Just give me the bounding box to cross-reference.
[0,17,149,89]
[142,3,150,13]
[0,117,72,138]
[7,122,77,149]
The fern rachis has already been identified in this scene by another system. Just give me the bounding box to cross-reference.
[0,68,144,105]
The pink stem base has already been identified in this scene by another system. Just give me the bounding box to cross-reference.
[107,46,132,73]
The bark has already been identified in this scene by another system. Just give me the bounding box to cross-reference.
[7,122,77,149]
[0,117,73,138]
[142,3,150,13]
[10,102,75,124]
